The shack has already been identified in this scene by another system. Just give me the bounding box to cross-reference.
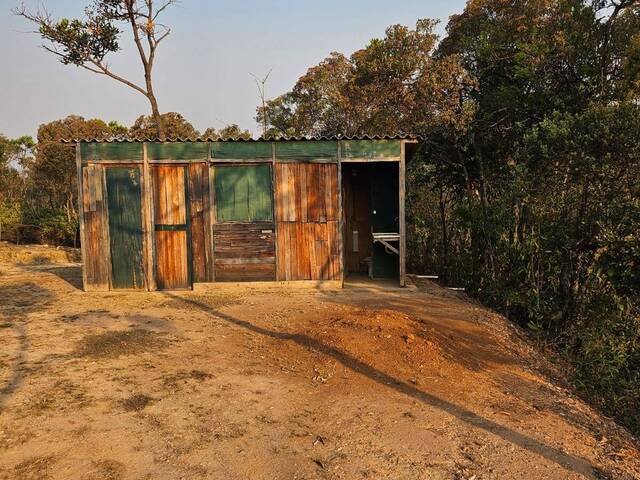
[75,136,418,291]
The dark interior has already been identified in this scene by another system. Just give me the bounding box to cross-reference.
[342,162,399,279]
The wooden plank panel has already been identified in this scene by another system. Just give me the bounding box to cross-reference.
[274,164,283,222]
[288,164,297,222]
[299,162,308,223]
[285,223,293,280]
[213,222,275,281]
[316,163,327,222]
[155,230,189,289]
[215,263,276,282]
[325,163,338,221]
[274,162,342,281]
[142,143,156,291]
[305,164,316,222]
[189,163,211,283]
[83,208,109,289]
[152,166,190,289]
[153,165,187,225]
[298,223,309,280]
[315,223,328,280]
[82,165,103,213]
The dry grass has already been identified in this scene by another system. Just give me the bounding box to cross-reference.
[120,393,155,412]
[85,459,125,480]
[161,292,243,311]
[73,329,166,359]
[0,242,81,265]
[14,455,56,480]
[162,369,214,388]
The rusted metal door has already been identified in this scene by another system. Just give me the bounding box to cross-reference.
[152,165,191,289]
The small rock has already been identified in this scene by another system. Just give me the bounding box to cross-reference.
[403,333,416,343]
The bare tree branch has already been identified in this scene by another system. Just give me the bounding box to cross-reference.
[251,69,273,137]
[14,0,176,140]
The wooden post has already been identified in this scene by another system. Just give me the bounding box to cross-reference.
[203,146,215,282]
[76,143,88,291]
[207,141,216,282]
[142,142,157,291]
[101,165,113,290]
[271,141,279,279]
[399,141,407,287]
[337,140,344,287]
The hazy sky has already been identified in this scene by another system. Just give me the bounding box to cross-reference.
[0,0,467,139]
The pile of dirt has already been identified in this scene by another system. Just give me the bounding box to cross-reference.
[0,242,81,265]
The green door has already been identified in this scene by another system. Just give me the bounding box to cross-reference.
[106,167,145,289]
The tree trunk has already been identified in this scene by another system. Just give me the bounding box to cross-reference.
[146,88,164,140]
[473,134,496,281]
[439,184,450,284]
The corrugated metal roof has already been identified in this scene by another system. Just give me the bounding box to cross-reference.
[63,133,419,143]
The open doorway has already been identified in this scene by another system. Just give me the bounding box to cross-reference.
[342,162,399,280]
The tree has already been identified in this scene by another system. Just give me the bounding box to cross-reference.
[129,112,199,139]
[203,125,252,140]
[410,0,640,435]
[15,0,177,140]
[251,70,272,138]
[0,135,34,232]
[256,22,476,139]
[108,120,129,136]
[256,52,357,136]
[218,124,252,140]
[25,116,113,226]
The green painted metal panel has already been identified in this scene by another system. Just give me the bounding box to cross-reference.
[275,141,337,159]
[215,165,273,222]
[147,142,208,160]
[81,142,143,161]
[106,167,145,289]
[211,142,272,159]
[340,140,401,159]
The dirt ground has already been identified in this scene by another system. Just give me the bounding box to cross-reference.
[1,244,639,480]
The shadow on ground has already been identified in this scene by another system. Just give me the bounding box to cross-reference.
[23,264,83,290]
[166,292,602,479]
[0,282,56,412]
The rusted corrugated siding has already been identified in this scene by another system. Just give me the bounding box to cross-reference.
[275,163,340,281]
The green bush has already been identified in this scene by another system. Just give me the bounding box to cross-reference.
[22,208,79,246]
